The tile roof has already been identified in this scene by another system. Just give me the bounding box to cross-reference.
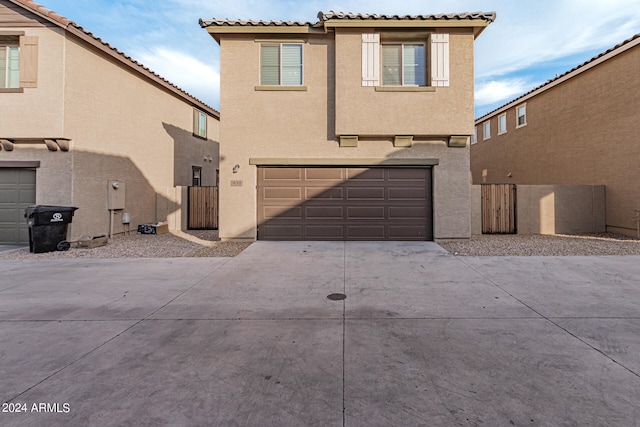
[199,10,496,28]
[9,0,218,117]
[318,11,496,23]
[198,18,317,28]
[476,33,640,122]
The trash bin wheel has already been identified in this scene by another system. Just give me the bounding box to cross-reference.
[57,241,71,251]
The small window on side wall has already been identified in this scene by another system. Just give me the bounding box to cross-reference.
[192,166,202,187]
[516,104,527,128]
[193,110,207,139]
[498,113,507,135]
[471,126,477,144]
[483,121,491,140]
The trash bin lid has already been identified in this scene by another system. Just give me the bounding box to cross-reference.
[26,205,78,213]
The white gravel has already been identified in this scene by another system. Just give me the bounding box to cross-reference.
[439,233,640,256]
[2,232,638,259]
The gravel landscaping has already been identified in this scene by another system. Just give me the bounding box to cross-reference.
[2,231,639,259]
[439,233,640,256]
[0,230,251,260]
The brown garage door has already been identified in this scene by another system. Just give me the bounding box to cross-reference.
[257,167,432,241]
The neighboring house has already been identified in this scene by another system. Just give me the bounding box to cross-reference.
[200,11,494,241]
[471,34,640,237]
[0,0,220,245]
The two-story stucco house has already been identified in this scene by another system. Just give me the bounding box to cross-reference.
[0,0,220,245]
[200,11,494,241]
[471,34,640,237]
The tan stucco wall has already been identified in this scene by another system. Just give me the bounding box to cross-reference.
[218,31,474,241]
[472,43,640,236]
[1,7,220,240]
[335,28,475,136]
[470,184,605,235]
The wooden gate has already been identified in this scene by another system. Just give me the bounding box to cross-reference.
[481,184,516,234]
[188,186,218,229]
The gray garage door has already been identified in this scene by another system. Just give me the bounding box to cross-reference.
[257,167,432,241]
[0,168,36,244]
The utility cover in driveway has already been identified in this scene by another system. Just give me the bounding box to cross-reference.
[257,167,432,241]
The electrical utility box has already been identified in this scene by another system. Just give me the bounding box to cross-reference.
[107,181,126,210]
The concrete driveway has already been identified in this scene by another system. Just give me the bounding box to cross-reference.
[1,242,640,426]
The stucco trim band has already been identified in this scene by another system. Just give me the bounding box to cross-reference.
[249,158,439,166]
[374,86,436,92]
[254,86,308,91]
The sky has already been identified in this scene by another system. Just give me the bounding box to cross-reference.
[38,0,640,117]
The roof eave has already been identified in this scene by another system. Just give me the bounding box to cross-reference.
[322,18,491,38]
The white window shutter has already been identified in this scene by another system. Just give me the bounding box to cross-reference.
[361,33,380,87]
[431,33,449,87]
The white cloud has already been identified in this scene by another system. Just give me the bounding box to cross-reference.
[131,47,220,108]
[474,78,536,107]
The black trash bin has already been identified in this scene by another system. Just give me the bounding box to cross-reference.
[24,205,78,253]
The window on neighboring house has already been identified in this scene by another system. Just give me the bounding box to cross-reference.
[192,166,202,187]
[261,43,303,86]
[0,36,20,89]
[382,44,425,86]
[516,104,527,128]
[193,110,207,138]
[471,126,477,144]
[498,113,507,135]
[1,34,38,90]
[483,121,491,140]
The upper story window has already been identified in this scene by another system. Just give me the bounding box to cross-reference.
[471,126,477,144]
[193,110,207,139]
[516,104,527,128]
[0,36,20,89]
[381,43,425,86]
[498,113,507,135]
[260,43,303,86]
[362,33,448,88]
[483,121,491,140]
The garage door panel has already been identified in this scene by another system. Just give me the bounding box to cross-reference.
[388,187,427,200]
[261,224,303,239]
[263,206,302,219]
[305,187,343,200]
[262,168,302,180]
[257,167,432,241]
[389,225,429,239]
[389,206,427,219]
[388,168,427,181]
[347,206,385,220]
[305,168,344,181]
[263,187,302,200]
[305,206,344,219]
[346,187,385,200]
[347,168,385,181]
[305,225,344,239]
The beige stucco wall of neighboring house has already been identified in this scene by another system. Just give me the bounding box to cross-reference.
[218,31,472,241]
[471,41,640,236]
[2,0,220,242]
[335,28,475,136]
[61,33,219,237]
